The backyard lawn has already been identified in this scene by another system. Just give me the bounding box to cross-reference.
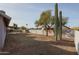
[2,32,77,55]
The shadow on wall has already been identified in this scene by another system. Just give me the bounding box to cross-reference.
[2,33,77,55]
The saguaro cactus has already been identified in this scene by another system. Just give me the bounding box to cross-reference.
[59,11,62,40]
[55,3,59,41]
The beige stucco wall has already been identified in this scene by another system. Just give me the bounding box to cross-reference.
[74,30,79,54]
[0,16,6,48]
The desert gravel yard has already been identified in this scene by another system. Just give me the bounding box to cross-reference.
[2,32,77,55]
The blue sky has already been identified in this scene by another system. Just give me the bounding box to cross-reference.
[0,3,79,28]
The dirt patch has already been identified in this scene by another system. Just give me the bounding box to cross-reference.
[2,33,77,55]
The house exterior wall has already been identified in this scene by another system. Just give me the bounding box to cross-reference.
[74,30,79,54]
[0,16,6,48]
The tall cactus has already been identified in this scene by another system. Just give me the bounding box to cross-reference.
[55,3,59,41]
[59,11,62,40]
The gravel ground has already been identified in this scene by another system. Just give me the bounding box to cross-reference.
[2,33,77,55]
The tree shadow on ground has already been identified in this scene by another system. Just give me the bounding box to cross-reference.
[43,40,75,47]
[2,33,77,55]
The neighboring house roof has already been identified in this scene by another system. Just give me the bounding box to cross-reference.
[29,26,72,30]
[63,26,73,30]
[0,10,11,27]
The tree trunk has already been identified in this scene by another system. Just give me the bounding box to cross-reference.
[46,28,48,36]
